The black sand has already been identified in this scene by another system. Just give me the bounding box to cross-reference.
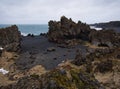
[16,36,87,70]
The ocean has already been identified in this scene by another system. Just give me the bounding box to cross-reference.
[0,24,48,36]
[0,24,104,36]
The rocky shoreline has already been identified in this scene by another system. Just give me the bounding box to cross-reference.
[0,16,120,89]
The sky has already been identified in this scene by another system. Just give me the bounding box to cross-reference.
[0,0,120,24]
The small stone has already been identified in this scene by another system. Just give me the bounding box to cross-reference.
[47,47,56,52]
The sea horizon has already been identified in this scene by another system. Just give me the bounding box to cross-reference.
[0,24,103,36]
[0,24,48,36]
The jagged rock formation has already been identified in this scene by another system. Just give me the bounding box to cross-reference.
[0,64,104,89]
[89,29,120,48]
[48,16,120,48]
[72,47,120,89]
[73,47,115,66]
[0,25,21,52]
[48,16,93,44]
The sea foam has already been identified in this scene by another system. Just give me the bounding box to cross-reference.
[90,26,102,30]
[21,32,28,36]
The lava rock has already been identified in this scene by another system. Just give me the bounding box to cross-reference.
[47,47,56,52]
[89,29,120,48]
[27,34,34,37]
[0,25,21,52]
[1,66,104,89]
[72,50,87,66]
[96,60,113,73]
[48,16,93,44]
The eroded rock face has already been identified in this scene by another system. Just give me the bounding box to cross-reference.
[89,29,120,48]
[72,48,114,66]
[0,25,21,52]
[1,65,104,89]
[72,47,120,89]
[48,16,92,44]
[48,16,120,48]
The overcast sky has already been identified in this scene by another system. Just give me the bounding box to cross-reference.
[0,0,120,24]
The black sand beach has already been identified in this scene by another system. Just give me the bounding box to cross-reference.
[16,36,87,70]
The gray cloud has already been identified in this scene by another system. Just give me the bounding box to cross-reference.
[0,0,120,24]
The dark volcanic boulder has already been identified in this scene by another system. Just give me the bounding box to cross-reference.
[48,16,93,44]
[0,25,21,52]
[89,29,120,48]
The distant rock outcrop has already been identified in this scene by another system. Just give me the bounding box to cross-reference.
[91,21,120,33]
[92,21,120,28]
[0,25,21,52]
[48,16,93,44]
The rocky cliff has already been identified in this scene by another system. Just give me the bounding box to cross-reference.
[0,25,21,52]
[48,16,120,48]
[48,16,93,44]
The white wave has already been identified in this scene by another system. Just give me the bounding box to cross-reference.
[21,32,28,36]
[0,47,3,50]
[0,68,9,74]
[95,27,102,30]
[90,26,102,30]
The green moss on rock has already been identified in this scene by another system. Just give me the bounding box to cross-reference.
[2,66,104,89]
